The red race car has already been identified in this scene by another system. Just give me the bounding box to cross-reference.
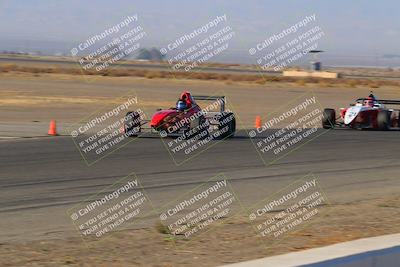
[322,93,400,130]
[124,91,236,139]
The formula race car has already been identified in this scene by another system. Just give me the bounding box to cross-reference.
[322,93,400,130]
[124,91,236,139]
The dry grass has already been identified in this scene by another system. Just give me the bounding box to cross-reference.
[346,80,358,88]
[1,63,399,88]
[295,79,307,86]
[154,221,172,235]
[0,63,17,72]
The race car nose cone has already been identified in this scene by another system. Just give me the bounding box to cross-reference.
[344,106,362,124]
[150,110,178,127]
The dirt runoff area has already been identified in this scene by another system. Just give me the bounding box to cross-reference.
[1,71,400,126]
[0,194,399,267]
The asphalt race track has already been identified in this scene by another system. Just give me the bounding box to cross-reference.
[1,129,399,242]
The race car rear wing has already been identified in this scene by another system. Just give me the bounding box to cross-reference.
[192,95,226,112]
[356,98,400,105]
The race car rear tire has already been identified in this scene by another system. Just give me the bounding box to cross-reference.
[184,116,209,140]
[322,109,335,129]
[218,112,236,139]
[377,110,390,131]
[124,111,141,137]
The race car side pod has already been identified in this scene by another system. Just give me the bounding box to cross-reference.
[255,116,262,128]
[48,120,58,136]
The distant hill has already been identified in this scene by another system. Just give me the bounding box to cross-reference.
[135,48,165,61]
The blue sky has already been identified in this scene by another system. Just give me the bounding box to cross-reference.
[0,0,399,65]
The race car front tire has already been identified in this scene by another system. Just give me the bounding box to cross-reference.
[322,109,335,129]
[124,111,141,137]
[377,110,390,130]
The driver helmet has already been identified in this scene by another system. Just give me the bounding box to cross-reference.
[364,93,376,107]
[364,92,376,107]
[364,98,374,107]
[176,100,187,111]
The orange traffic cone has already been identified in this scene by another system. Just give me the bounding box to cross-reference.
[48,120,58,136]
[255,116,262,128]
